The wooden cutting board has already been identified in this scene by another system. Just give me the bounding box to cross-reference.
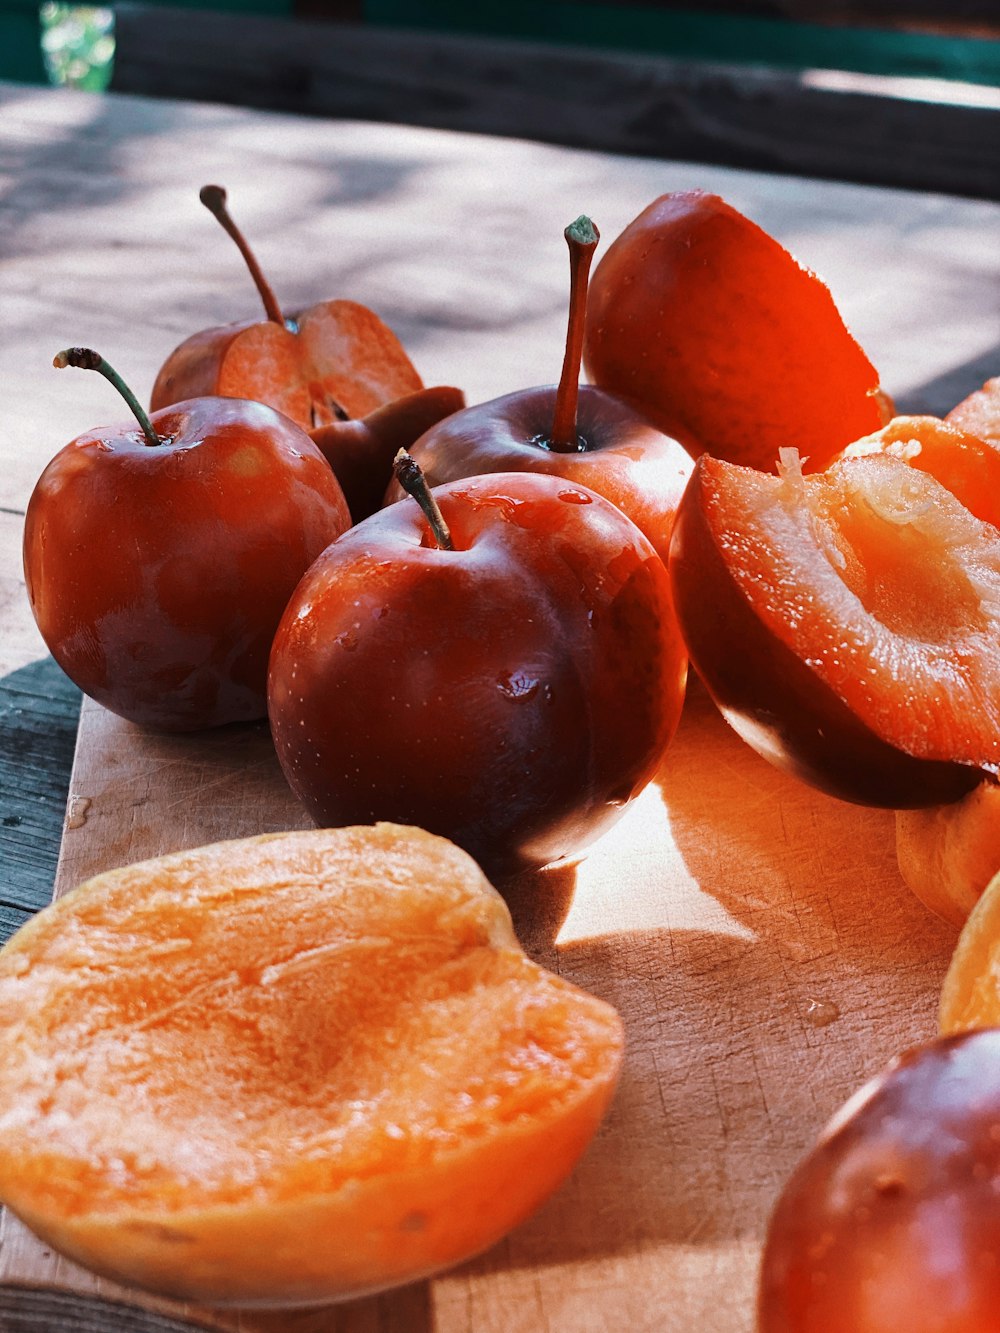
[0,675,957,1331]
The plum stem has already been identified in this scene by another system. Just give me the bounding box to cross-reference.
[548,215,600,453]
[53,348,163,448]
[393,449,454,550]
[199,184,286,327]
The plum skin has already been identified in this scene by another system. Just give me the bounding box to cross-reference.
[23,397,351,731]
[268,471,687,880]
[383,384,694,565]
[759,1029,1000,1332]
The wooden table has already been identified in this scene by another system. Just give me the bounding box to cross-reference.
[2,79,999,1331]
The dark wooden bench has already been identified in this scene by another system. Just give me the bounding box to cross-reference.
[337,1,1000,85]
[107,4,1000,199]
[7,0,999,88]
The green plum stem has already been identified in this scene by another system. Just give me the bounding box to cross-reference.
[53,348,163,448]
[199,184,286,327]
[548,215,600,453]
[393,449,454,550]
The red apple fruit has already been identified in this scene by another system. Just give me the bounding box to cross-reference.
[312,383,465,523]
[760,1030,1000,1332]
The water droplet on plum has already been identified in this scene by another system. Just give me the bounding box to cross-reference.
[497,671,541,702]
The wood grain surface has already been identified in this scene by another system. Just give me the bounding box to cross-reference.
[1,79,999,1332]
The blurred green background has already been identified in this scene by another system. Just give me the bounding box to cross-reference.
[41,3,114,88]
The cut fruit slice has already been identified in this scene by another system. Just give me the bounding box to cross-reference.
[669,450,1000,806]
[584,190,888,472]
[150,185,425,432]
[151,300,424,432]
[947,375,1000,446]
[896,780,1000,926]
[838,413,1000,529]
[940,860,1000,1033]
[0,824,623,1307]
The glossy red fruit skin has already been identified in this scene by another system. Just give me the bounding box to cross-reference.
[668,455,981,808]
[759,1030,1000,1333]
[268,471,687,880]
[583,190,886,472]
[24,397,351,731]
[312,384,466,524]
[382,384,694,564]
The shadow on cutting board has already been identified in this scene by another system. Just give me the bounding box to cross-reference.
[438,671,963,1282]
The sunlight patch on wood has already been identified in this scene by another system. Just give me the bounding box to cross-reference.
[555,782,757,949]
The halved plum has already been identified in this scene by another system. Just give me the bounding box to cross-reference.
[947,376,1000,445]
[583,191,888,472]
[669,450,1000,806]
[837,414,1000,530]
[896,780,1000,927]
